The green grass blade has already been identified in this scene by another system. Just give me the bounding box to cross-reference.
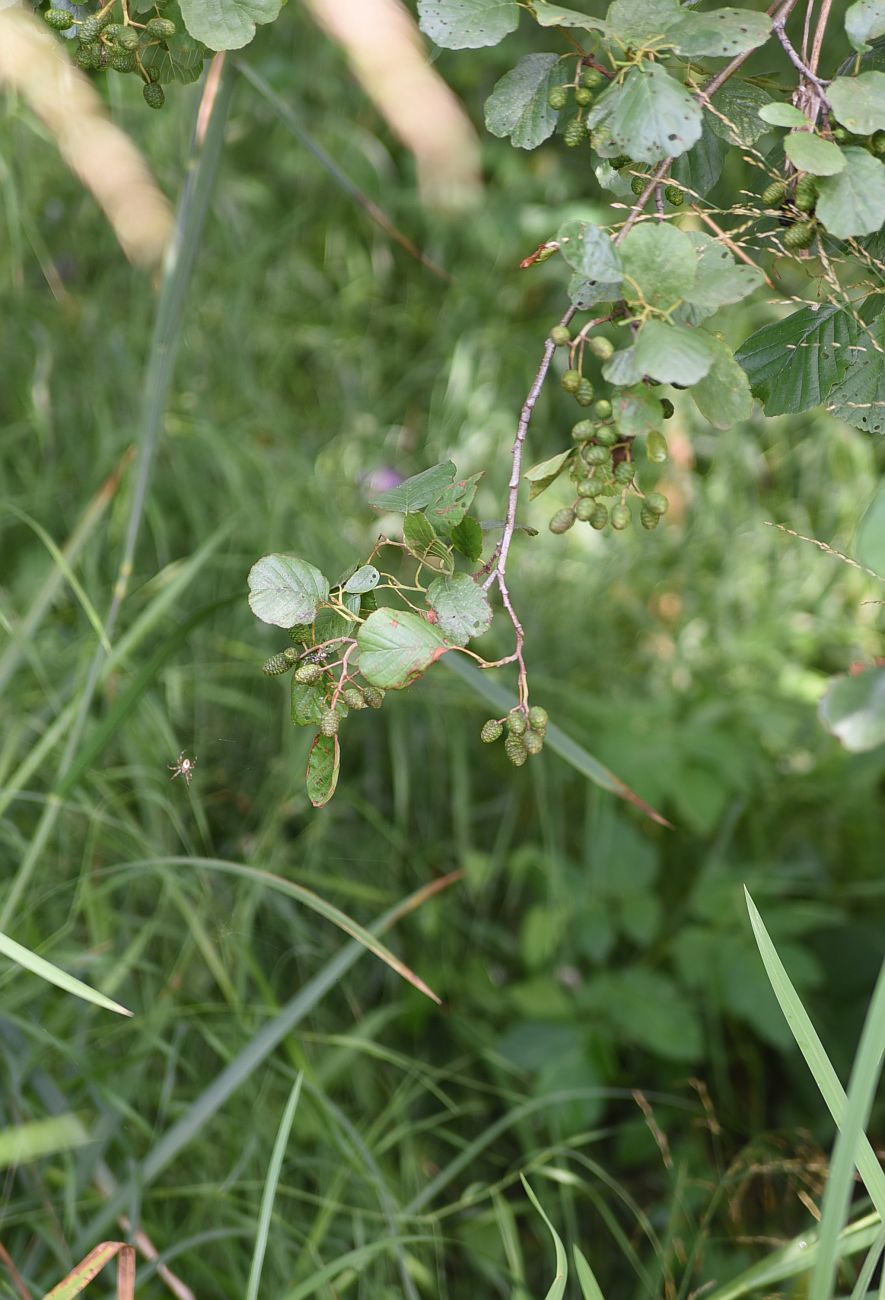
[810,957,885,1300]
[0,1114,88,1169]
[850,1230,885,1300]
[278,1235,436,1300]
[444,656,669,825]
[573,1246,605,1300]
[246,1072,304,1300]
[745,889,885,1220]
[521,1175,568,1300]
[0,929,131,1017]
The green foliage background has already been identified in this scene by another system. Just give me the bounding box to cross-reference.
[0,6,883,1296]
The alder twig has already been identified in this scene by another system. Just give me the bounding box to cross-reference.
[772,14,830,99]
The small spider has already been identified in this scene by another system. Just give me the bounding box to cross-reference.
[169,751,197,786]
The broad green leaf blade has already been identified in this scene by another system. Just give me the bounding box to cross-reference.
[424,471,483,533]
[558,220,623,283]
[525,448,573,501]
[248,555,330,628]
[140,33,208,83]
[306,733,340,807]
[568,271,624,311]
[620,221,697,309]
[343,565,380,594]
[846,0,885,50]
[443,654,670,824]
[484,53,562,149]
[402,512,454,572]
[0,1114,89,1170]
[670,119,727,195]
[817,147,885,237]
[367,461,456,512]
[690,335,754,428]
[666,5,771,57]
[826,310,885,432]
[521,1176,568,1300]
[828,72,885,135]
[809,958,885,1300]
[246,1074,304,1300]
[451,515,484,560]
[615,386,663,436]
[855,480,885,573]
[179,0,280,49]
[291,680,327,728]
[602,344,645,386]
[819,668,885,752]
[709,79,773,146]
[680,231,765,322]
[0,930,132,1017]
[634,320,716,385]
[532,1,608,29]
[784,132,847,175]
[417,0,519,48]
[744,889,885,1219]
[735,304,858,415]
[588,63,702,164]
[759,101,809,126]
[604,0,679,45]
[426,574,492,644]
[573,1247,605,1300]
[357,608,453,688]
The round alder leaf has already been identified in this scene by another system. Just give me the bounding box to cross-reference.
[178,0,280,49]
[757,101,808,127]
[619,222,697,309]
[605,0,680,46]
[587,62,702,164]
[343,565,381,595]
[484,53,562,149]
[816,147,885,237]
[819,668,885,752]
[417,0,519,48]
[679,231,765,322]
[306,733,340,808]
[634,320,716,386]
[426,574,493,645]
[664,5,771,58]
[615,387,663,437]
[525,448,573,500]
[602,345,645,387]
[291,681,327,728]
[708,79,773,146]
[690,336,753,428]
[247,555,330,628]
[532,0,607,28]
[783,132,846,175]
[827,72,885,136]
[557,220,623,283]
[357,608,453,689]
[846,0,885,51]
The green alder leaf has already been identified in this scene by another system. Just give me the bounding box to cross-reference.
[531,0,607,29]
[604,0,679,47]
[665,6,771,58]
[291,680,327,728]
[758,101,809,126]
[417,0,519,47]
[783,131,847,175]
[670,119,727,196]
[343,565,380,595]
[357,608,453,689]
[634,320,716,385]
[602,345,645,386]
[484,53,562,149]
[846,0,885,50]
[819,668,885,752]
[568,271,622,310]
[854,480,885,574]
[619,221,697,309]
[735,304,858,415]
[678,231,765,322]
[367,461,456,512]
[525,448,573,499]
[248,555,330,628]
[588,63,702,164]
[178,0,280,49]
[306,733,340,808]
[817,147,885,237]
[402,513,454,573]
[451,515,484,562]
[426,574,493,645]
[828,72,885,136]
[557,220,623,283]
[826,310,885,433]
[139,33,208,83]
[615,386,663,436]
[690,335,754,428]
[425,471,483,533]
[708,79,773,146]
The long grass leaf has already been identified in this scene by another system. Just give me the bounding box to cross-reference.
[745,890,885,1219]
[573,1246,606,1300]
[521,1176,568,1300]
[0,930,131,1017]
[0,1114,89,1169]
[850,1230,885,1300]
[246,1073,303,1300]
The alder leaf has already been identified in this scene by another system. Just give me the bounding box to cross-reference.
[665,6,771,58]
[758,102,808,127]
[484,53,563,149]
[247,555,330,629]
[708,80,773,146]
[525,448,573,499]
[357,608,454,689]
[306,734,340,808]
[634,320,716,385]
[678,231,765,323]
[426,574,493,645]
[827,73,885,136]
[825,311,885,434]
[783,132,846,176]
[178,0,280,50]
[368,462,456,513]
[816,147,885,237]
[417,0,520,48]
[619,222,697,309]
[425,472,483,533]
[690,335,754,428]
[846,0,885,51]
[587,63,702,164]
[402,513,454,573]
[532,0,607,29]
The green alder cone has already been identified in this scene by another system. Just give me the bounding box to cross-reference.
[548,87,568,110]
[784,219,816,249]
[640,504,660,529]
[594,398,612,419]
[587,336,614,361]
[342,686,368,709]
[645,491,669,515]
[523,729,544,755]
[631,174,649,194]
[507,710,528,737]
[116,27,139,49]
[263,649,298,676]
[585,444,609,465]
[575,87,594,107]
[582,68,605,89]
[589,503,609,529]
[610,154,632,169]
[110,51,137,71]
[646,429,669,462]
[572,418,595,441]
[104,22,124,39]
[575,378,595,405]
[78,16,103,43]
[614,459,635,485]
[794,175,818,212]
[295,662,325,685]
[561,369,582,393]
[143,81,166,109]
[504,734,528,766]
[564,117,586,147]
[575,497,596,521]
[550,324,571,346]
[145,16,177,36]
[75,44,102,69]
[320,709,340,737]
[44,8,75,29]
[594,425,618,447]
[611,502,632,530]
[762,179,789,205]
[549,506,576,534]
[481,719,503,743]
[665,184,684,205]
[576,480,597,499]
[528,705,548,731]
[362,685,385,708]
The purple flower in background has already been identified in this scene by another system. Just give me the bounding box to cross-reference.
[360,467,403,498]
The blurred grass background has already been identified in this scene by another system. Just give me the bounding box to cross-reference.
[0,7,883,1296]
